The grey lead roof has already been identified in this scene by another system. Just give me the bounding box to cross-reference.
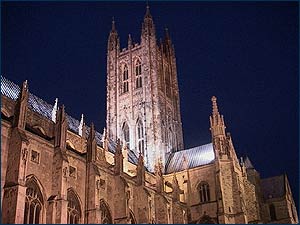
[165,143,215,173]
[261,175,286,200]
[2,76,214,170]
[1,76,138,164]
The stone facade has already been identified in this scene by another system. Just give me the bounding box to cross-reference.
[106,6,183,171]
[1,6,298,224]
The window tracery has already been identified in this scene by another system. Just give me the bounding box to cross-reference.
[67,190,81,224]
[135,59,142,88]
[198,182,210,203]
[123,64,129,93]
[100,199,112,224]
[23,180,43,224]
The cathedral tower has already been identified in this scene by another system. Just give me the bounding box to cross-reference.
[106,6,184,171]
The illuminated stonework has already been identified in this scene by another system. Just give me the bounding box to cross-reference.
[1,6,298,224]
[106,7,183,171]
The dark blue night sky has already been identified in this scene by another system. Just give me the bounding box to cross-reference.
[2,1,299,210]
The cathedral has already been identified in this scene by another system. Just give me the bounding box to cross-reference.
[1,6,298,224]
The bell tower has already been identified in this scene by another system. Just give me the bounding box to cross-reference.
[106,6,184,171]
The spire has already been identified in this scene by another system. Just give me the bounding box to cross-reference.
[209,96,226,138]
[165,27,170,41]
[108,17,119,51]
[211,96,219,115]
[141,3,155,39]
[111,16,116,32]
[78,114,84,136]
[128,34,132,48]
[52,98,58,122]
[145,3,151,19]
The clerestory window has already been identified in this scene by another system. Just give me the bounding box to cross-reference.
[123,65,129,93]
[135,59,142,88]
[198,182,210,203]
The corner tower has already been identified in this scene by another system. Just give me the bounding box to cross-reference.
[106,6,184,171]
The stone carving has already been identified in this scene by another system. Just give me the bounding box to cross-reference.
[63,166,69,178]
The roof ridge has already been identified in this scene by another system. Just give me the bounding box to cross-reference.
[177,142,213,153]
[1,76,140,165]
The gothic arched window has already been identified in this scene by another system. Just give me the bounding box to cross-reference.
[100,199,112,224]
[123,64,129,93]
[122,122,130,147]
[67,190,81,224]
[137,119,144,155]
[165,66,171,98]
[198,182,210,203]
[135,59,142,88]
[269,204,277,221]
[23,179,43,224]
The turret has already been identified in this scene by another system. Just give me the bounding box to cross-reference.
[128,34,132,49]
[141,5,156,43]
[209,96,226,138]
[107,17,120,52]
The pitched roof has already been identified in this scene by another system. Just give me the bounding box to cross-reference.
[261,175,286,200]
[1,76,138,164]
[165,143,215,173]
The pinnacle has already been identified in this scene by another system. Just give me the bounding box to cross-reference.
[144,3,152,19]
[211,96,219,115]
[111,16,116,32]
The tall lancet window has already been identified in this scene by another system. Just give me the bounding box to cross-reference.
[198,182,210,203]
[135,59,142,88]
[123,64,129,93]
[137,119,145,155]
[100,199,112,224]
[165,66,171,98]
[23,179,43,224]
[67,190,81,224]
[122,122,130,147]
